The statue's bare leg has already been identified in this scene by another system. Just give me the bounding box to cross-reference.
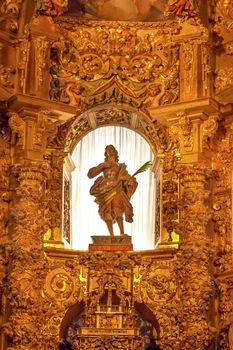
[116,217,124,235]
[106,220,114,236]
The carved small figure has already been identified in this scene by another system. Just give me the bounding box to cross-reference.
[36,0,68,16]
[65,81,85,111]
[166,0,196,17]
[88,145,138,236]
[143,82,165,109]
[8,112,25,147]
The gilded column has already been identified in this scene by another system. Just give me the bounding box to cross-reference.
[2,107,61,350]
[0,113,11,350]
[175,165,215,349]
[3,161,49,350]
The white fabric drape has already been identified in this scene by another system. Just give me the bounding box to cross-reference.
[71,126,155,250]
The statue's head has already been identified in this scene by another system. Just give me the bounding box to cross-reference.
[104,145,119,162]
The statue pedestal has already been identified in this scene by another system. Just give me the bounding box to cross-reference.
[89,235,133,251]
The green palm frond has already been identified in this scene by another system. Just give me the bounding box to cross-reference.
[133,161,152,177]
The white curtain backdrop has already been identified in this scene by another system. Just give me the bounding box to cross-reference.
[71,126,155,250]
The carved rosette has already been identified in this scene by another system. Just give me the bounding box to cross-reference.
[134,259,180,349]
[41,264,85,345]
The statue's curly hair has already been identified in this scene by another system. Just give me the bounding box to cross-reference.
[104,144,119,162]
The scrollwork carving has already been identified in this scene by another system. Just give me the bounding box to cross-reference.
[215,67,233,94]
[50,23,179,108]
[43,268,79,301]
[215,0,233,32]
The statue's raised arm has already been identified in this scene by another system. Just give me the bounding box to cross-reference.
[87,145,138,236]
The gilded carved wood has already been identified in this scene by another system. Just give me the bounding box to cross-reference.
[0,1,233,350]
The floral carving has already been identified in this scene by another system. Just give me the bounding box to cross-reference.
[50,22,179,108]
[215,67,233,93]
[215,0,233,32]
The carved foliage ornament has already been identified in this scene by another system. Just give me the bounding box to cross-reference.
[50,23,179,108]
[215,67,233,94]
[215,0,233,32]
[65,107,168,154]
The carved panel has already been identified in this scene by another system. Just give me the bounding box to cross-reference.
[215,67,233,94]
[50,19,179,108]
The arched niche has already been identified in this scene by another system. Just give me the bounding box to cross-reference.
[62,105,167,249]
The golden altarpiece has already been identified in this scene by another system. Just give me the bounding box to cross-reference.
[0,1,233,349]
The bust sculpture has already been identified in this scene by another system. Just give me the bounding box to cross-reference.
[87,145,138,236]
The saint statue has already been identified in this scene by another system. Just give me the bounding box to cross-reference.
[87,145,138,236]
